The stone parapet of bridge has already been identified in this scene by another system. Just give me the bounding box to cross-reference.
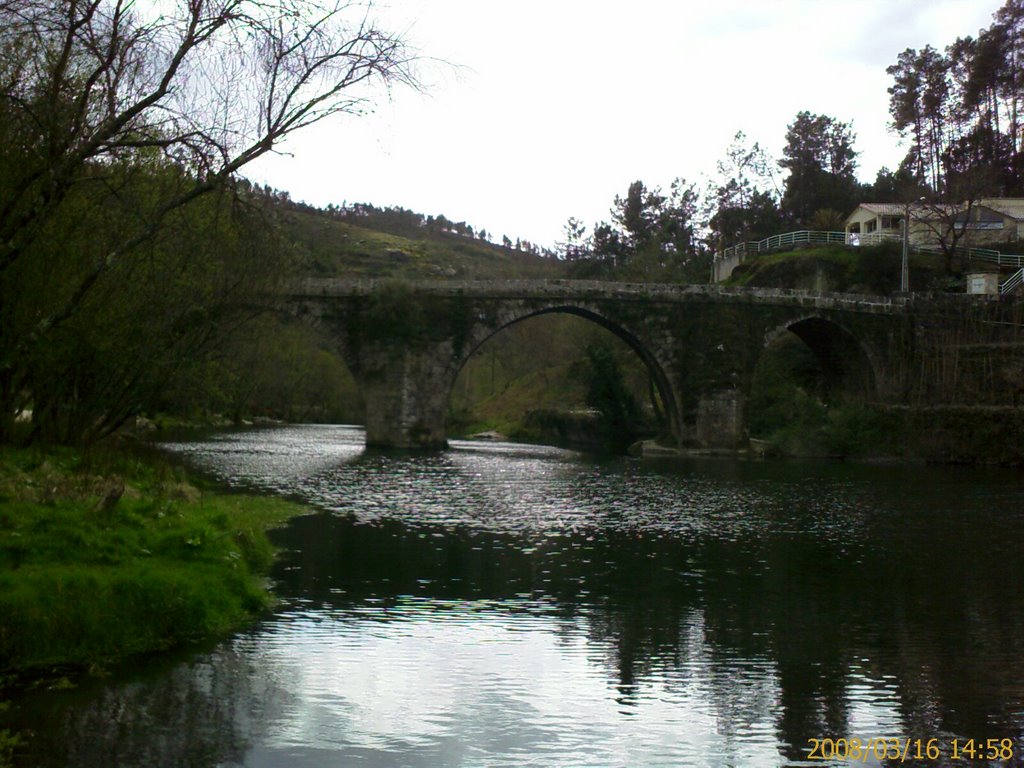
[290,278,908,312]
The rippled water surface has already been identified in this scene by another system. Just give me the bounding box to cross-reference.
[9,425,1024,767]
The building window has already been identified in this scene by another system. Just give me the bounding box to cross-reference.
[881,216,903,229]
[866,220,877,233]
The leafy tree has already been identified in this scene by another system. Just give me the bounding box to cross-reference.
[612,181,665,252]
[584,178,705,280]
[583,343,641,449]
[558,217,590,261]
[590,222,626,265]
[779,111,861,226]
[705,131,784,249]
[887,47,928,184]
[660,178,700,257]
[19,176,290,443]
[867,164,930,203]
[886,1,1024,198]
[709,189,784,248]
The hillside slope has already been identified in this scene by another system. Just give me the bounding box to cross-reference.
[279,206,565,280]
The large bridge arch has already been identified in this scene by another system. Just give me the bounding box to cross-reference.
[451,303,684,443]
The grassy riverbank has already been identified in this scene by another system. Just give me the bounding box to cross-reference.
[0,445,307,682]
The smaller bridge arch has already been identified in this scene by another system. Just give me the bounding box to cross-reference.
[764,314,880,397]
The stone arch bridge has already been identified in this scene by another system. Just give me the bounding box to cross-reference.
[288,278,1012,450]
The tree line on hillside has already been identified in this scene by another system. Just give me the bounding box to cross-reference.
[267,194,556,257]
[553,116,865,284]
[557,0,1024,279]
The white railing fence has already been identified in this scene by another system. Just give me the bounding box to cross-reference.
[914,243,1024,268]
[719,231,848,261]
[1001,267,1024,294]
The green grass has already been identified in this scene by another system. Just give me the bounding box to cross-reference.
[284,208,564,280]
[0,446,306,677]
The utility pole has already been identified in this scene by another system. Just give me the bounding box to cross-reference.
[901,199,924,293]
[901,208,910,293]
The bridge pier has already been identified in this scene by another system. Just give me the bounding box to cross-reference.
[357,345,453,450]
[694,390,746,449]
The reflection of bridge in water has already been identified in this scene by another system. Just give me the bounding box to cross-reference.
[288,278,1023,450]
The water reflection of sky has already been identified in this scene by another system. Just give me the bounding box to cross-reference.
[12,424,1024,767]
[234,602,783,768]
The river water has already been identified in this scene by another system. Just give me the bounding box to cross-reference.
[8,425,1024,767]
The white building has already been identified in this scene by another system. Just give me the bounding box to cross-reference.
[844,199,1024,248]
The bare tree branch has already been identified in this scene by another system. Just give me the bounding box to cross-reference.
[0,0,420,272]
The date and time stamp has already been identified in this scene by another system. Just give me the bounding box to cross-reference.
[806,737,1017,763]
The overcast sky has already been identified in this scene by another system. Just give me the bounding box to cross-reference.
[247,0,1000,248]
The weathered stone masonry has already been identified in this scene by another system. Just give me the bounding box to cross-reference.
[288,279,1024,450]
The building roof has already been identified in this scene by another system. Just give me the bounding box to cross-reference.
[855,203,905,216]
[978,198,1024,220]
[913,203,960,218]
[851,198,1024,222]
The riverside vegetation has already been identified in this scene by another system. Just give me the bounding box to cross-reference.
[0,447,304,676]
[0,443,309,764]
